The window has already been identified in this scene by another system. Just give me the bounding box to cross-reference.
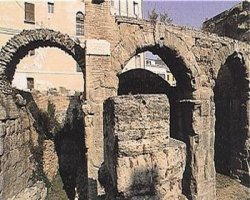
[76,63,82,72]
[29,50,35,56]
[135,55,141,68]
[76,12,84,36]
[167,74,170,81]
[27,77,34,90]
[111,0,114,7]
[24,2,35,23]
[48,2,54,13]
[133,1,139,18]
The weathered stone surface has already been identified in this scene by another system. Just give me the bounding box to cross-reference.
[7,181,47,200]
[0,1,248,200]
[102,95,187,199]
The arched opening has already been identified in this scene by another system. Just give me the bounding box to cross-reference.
[214,52,249,187]
[13,47,84,92]
[0,29,88,200]
[117,47,197,198]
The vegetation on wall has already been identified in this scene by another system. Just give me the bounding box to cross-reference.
[148,8,173,24]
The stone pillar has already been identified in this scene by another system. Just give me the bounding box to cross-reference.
[84,39,116,199]
[173,87,216,200]
[102,95,187,199]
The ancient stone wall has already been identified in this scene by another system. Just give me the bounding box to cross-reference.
[0,90,88,200]
[0,92,46,200]
[83,1,249,199]
[0,1,249,199]
[101,94,187,199]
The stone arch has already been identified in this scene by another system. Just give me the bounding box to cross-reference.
[213,51,249,186]
[0,29,85,93]
[112,24,218,199]
[112,25,201,97]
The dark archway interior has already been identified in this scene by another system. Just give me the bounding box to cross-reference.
[54,96,88,200]
[118,48,196,198]
[214,52,248,185]
[118,68,175,98]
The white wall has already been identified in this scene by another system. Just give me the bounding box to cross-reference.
[110,0,143,18]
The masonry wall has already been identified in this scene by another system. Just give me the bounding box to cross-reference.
[102,94,187,199]
[0,90,88,200]
[0,92,46,200]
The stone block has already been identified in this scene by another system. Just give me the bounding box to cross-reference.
[103,95,186,199]
[116,154,153,197]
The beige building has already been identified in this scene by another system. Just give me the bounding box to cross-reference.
[145,58,176,86]
[0,0,85,92]
[110,0,143,18]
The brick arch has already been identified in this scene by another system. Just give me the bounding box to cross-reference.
[111,26,201,96]
[0,29,85,93]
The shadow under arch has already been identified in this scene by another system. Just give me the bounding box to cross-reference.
[214,51,249,186]
[118,68,176,98]
[18,90,88,200]
[0,29,85,92]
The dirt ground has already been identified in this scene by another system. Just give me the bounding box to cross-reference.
[216,173,249,200]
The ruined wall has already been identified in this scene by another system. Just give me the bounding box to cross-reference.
[0,1,249,199]
[0,92,47,200]
[0,90,87,200]
[101,94,187,199]
[83,1,249,199]
[202,1,249,43]
[28,91,88,200]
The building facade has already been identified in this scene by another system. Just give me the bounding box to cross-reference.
[0,0,85,92]
[145,58,176,86]
[110,0,143,18]
[202,1,249,43]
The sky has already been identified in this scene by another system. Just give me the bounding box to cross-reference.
[143,0,241,28]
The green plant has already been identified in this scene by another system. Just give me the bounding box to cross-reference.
[148,8,158,24]
[148,8,173,25]
[159,12,173,24]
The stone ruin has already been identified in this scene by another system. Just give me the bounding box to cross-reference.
[100,95,186,200]
[0,1,249,200]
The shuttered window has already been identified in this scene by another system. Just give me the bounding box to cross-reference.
[76,12,84,36]
[48,2,54,13]
[25,2,35,23]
